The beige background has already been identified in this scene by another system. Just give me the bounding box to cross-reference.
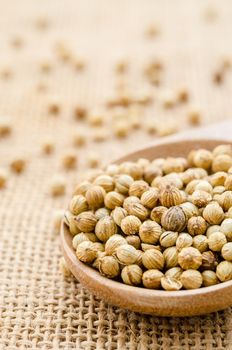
[1,1,232,349]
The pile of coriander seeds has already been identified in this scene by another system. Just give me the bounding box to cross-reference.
[64,144,232,290]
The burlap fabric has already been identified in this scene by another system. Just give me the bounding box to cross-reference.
[1,1,232,349]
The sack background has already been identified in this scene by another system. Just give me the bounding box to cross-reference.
[1,1,232,349]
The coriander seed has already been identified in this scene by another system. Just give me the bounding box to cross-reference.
[126,235,141,249]
[104,191,124,209]
[121,215,141,235]
[95,216,117,242]
[116,244,139,265]
[86,185,106,209]
[98,256,120,278]
[139,220,162,244]
[142,249,164,270]
[202,270,219,286]
[178,247,202,270]
[105,234,127,255]
[161,276,182,291]
[121,265,143,286]
[75,212,97,232]
[180,270,203,289]
[208,231,227,251]
[161,206,186,232]
[216,261,232,282]
[142,269,164,289]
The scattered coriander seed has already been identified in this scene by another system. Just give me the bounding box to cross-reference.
[10,158,26,174]
[95,216,117,242]
[202,270,219,287]
[53,209,64,231]
[73,56,86,71]
[87,152,100,168]
[0,167,8,188]
[180,270,203,289]
[145,24,160,39]
[121,265,143,286]
[87,111,105,126]
[41,138,55,154]
[76,241,97,263]
[62,151,77,170]
[176,87,189,103]
[178,247,202,270]
[48,97,60,115]
[91,128,109,142]
[113,120,130,138]
[50,174,66,196]
[161,89,176,109]
[216,261,232,282]
[98,256,120,278]
[142,248,164,270]
[141,188,159,208]
[187,107,201,126]
[72,130,86,147]
[0,116,12,137]
[59,257,72,277]
[74,106,87,120]
[208,231,227,251]
[121,215,141,235]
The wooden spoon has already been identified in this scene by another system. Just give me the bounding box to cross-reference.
[61,124,232,317]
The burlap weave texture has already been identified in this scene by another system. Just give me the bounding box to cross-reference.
[1,0,232,349]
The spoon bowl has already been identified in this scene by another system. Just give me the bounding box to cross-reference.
[60,138,232,316]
